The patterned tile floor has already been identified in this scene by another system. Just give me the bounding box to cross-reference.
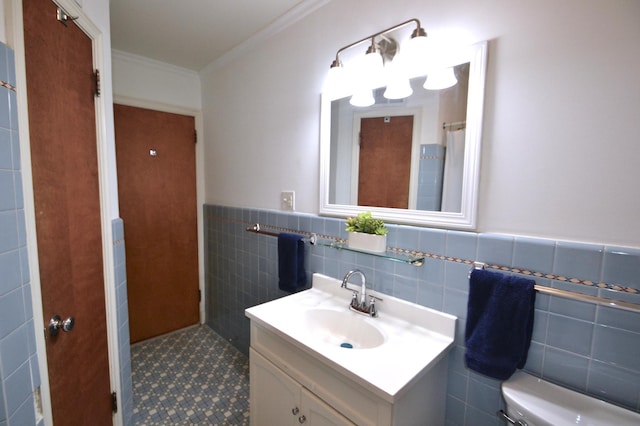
[132,325,250,425]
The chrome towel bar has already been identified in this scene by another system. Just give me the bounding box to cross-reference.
[246,223,317,245]
[470,262,640,314]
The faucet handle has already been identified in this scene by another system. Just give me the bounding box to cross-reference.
[369,294,383,302]
[368,297,378,317]
[350,292,359,308]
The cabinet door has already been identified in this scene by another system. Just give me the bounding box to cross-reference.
[250,349,300,426]
[301,388,356,426]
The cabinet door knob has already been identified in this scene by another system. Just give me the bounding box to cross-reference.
[298,415,307,423]
[291,407,299,415]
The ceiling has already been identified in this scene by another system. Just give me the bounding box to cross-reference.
[109,0,309,71]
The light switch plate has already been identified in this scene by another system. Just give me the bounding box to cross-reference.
[281,191,295,211]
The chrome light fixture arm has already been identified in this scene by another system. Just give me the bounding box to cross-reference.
[329,18,425,70]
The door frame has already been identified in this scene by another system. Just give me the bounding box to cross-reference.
[9,0,123,424]
[113,95,206,326]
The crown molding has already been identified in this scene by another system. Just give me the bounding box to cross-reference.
[200,0,331,76]
[112,49,200,80]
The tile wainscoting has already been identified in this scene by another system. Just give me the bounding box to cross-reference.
[205,204,640,426]
[112,218,133,426]
[0,41,41,426]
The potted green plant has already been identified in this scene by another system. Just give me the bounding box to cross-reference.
[345,211,388,253]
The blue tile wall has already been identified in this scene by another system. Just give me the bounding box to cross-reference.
[205,204,640,425]
[0,42,41,426]
[417,144,445,211]
[112,218,133,426]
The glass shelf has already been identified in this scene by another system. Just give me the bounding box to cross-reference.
[316,239,424,266]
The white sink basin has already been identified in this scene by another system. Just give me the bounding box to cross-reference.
[245,273,457,400]
[303,308,386,349]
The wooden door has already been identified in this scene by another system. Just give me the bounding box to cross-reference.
[114,104,199,343]
[23,0,113,424]
[358,115,413,209]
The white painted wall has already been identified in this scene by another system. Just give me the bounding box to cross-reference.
[112,50,201,111]
[200,0,640,247]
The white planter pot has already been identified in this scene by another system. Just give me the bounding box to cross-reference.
[347,232,387,253]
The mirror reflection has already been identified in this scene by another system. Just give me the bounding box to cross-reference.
[319,41,487,229]
[328,63,469,212]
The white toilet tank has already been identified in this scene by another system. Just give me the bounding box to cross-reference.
[501,371,640,426]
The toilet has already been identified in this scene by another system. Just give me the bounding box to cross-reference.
[501,371,640,426]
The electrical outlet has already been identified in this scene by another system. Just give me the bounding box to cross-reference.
[281,191,295,211]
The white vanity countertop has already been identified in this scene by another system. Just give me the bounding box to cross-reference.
[245,273,457,402]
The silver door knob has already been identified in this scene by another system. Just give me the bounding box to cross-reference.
[49,315,75,336]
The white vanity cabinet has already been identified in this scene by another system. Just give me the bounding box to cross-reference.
[250,348,354,426]
[246,273,457,426]
[248,321,448,426]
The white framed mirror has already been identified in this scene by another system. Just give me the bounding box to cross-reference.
[319,41,488,229]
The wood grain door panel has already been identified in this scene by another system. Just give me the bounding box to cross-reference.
[358,116,413,209]
[114,104,199,343]
[23,0,113,423]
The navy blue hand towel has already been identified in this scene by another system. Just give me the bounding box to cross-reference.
[278,233,307,292]
[465,269,536,380]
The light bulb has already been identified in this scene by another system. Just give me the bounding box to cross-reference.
[324,64,346,95]
[350,89,375,107]
[361,49,384,88]
[384,57,412,99]
[424,67,457,90]
[402,31,432,78]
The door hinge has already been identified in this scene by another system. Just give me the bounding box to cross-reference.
[194,129,197,144]
[198,289,202,302]
[111,391,118,413]
[94,69,101,97]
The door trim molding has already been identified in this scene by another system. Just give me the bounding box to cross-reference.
[114,95,206,326]
[10,0,123,424]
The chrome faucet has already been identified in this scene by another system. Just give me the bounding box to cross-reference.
[341,269,377,317]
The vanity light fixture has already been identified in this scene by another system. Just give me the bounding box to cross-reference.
[326,18,457,105]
